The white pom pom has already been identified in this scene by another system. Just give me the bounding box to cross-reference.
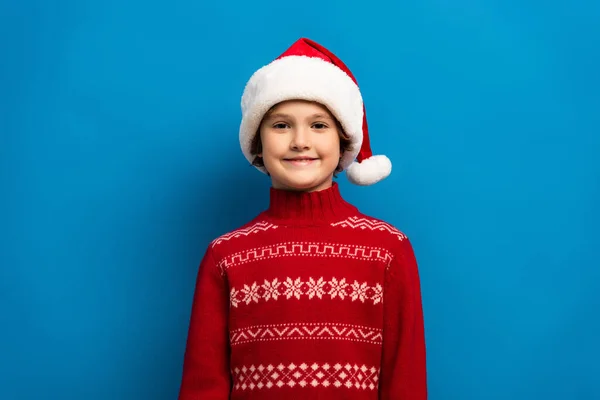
[346,155,392,186]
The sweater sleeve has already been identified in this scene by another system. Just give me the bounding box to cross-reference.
[178,246,231,400]
[379,237,428,399]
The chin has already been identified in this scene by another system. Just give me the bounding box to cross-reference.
[278,175,333,192]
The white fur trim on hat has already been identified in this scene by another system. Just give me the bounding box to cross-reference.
[346,155,392,186]
[239,55,364,173]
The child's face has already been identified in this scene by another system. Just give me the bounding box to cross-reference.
[258,100,342,192]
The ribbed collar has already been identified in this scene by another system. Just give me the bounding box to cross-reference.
[263,182,357,225]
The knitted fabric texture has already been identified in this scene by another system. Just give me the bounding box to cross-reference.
[178,183,427,399]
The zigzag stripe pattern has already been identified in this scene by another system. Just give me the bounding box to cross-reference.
[331,216,407,241]
[230,322,382,346]
[231,362,380,391]
[211,221,278,247]
[217,242,392,275]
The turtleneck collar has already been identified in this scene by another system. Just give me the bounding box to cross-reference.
[263,182,358,225]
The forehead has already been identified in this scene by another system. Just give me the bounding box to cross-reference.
[266,100,335,118]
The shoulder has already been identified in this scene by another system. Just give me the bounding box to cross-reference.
[329,211,417,269]
[329,212,409,245]
[208,213,278,250]
[335,213,421,279]
[198,214,277,276]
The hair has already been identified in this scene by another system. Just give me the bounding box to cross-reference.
[250,106,353,176]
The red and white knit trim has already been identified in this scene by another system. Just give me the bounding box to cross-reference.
[331,216,407,241]
[231,362,380,391]
[217,242,392,275]
[211,221,278,247]
[230,322,382,346]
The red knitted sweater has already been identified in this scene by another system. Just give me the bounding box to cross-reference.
[178,183,427,399]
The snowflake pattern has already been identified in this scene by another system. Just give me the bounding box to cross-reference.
[328,278,348,300]
[241,282,261,305]
[284,277,303,300]
[230,288,241,308]
[230,277,383,308]
[350,281,368,302]
[371,284,383,305]
[306,277,326,299]
[262,278,281,301]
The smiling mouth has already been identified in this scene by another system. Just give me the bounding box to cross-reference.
[284,157,318,165]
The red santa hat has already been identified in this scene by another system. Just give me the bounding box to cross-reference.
[239,37,392,186]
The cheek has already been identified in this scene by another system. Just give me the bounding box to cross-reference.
[315,137,342,159]
[261,135,287,159]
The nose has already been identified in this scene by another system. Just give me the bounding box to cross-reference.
[290,126,311,150]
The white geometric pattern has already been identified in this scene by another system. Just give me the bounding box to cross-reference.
[217,242,392,275]
[231,362,380,391]
[230,322,382,346]
[230,277,383,308]
[331,216,407,241]
[211,221,278,247]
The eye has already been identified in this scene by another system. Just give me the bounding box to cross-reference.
[273,122,290,129]
[312,122,328,130]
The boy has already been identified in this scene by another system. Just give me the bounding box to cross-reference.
[178,38,427,399]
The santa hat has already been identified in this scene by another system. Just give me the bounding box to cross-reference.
[239,38,392,186]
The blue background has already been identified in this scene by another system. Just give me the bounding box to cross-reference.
[1,0,599,399]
